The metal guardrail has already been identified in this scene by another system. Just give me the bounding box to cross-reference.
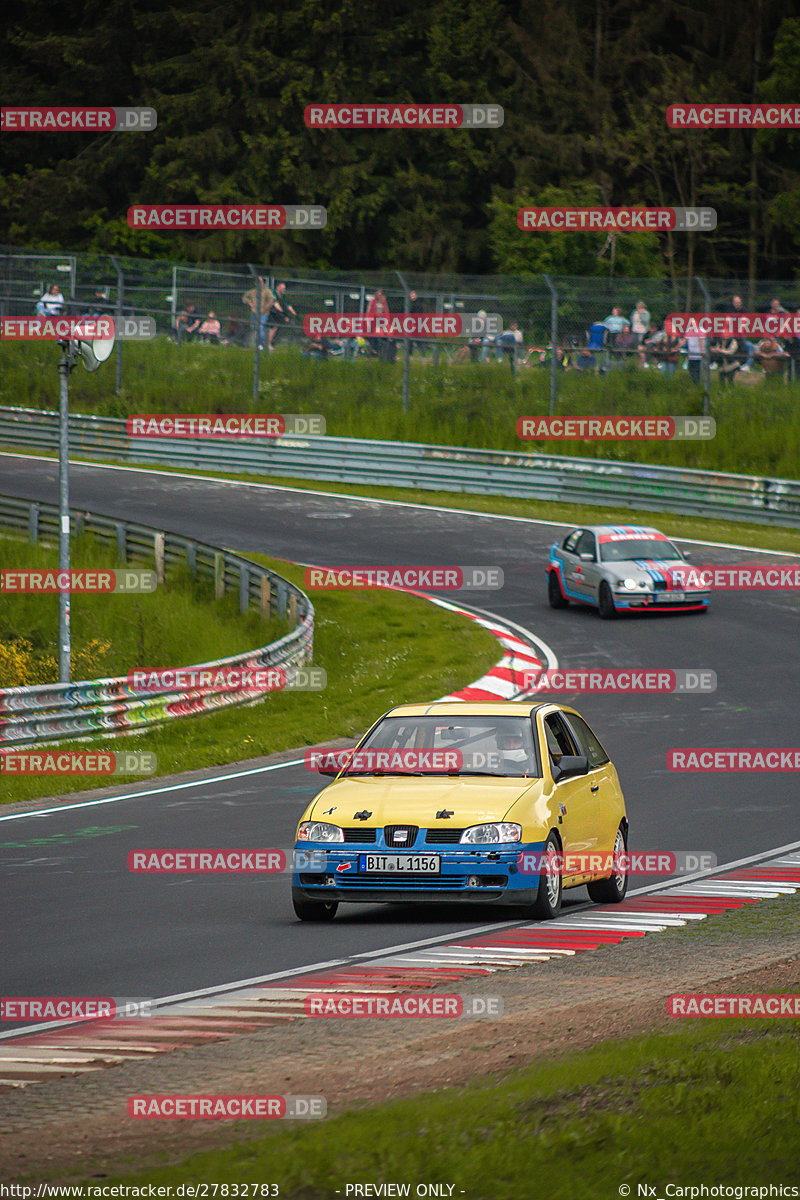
[0,494,315,749]
[1,405,799,529]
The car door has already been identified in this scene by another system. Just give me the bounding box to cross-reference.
[557,529,593,602]
[561,710,622,855]
[573,530,602,601]
[541,711,597,883]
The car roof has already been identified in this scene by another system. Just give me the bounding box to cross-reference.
[382,701,551,718]
[576,524,666,538]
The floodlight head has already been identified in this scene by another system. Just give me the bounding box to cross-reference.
[75,330,115,372]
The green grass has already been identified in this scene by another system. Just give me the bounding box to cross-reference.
[0,547,500,804]
[2,338,800,478]
[72,1017,800,1194]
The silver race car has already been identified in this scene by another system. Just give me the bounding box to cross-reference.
[546,524,710,618]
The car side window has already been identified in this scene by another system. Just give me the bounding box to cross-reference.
[561,713,610,769]
[575,530,597,560]
[563,530,582,554]
[543,713,579,769]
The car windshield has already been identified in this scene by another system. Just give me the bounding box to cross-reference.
[346,715,540,778]
[599,537,680,563]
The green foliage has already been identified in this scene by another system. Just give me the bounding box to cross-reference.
[0,1,798,276]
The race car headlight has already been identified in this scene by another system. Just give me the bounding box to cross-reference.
[620,577,648,591]
[297,821,344,843]
[460,823,522,844]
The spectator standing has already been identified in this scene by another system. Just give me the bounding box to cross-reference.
[497,321,524,372]
[37,283,64,315]
[366,288,393,360]
[681,333,704,383]
[614,322,637,363]
[712,322,743,388]
[242,276,275,349]
[408,290,425,356]
[267,282,297,350]
[731,294,756,369]
[602,306,627,336]
[629,301,650,345]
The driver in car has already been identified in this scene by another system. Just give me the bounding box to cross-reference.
[497,732,532,774]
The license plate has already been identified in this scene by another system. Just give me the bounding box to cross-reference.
[358,854,441,873]
[659,590,684,601]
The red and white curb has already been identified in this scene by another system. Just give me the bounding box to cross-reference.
[415,594,552,702]
[2,852,798,1089]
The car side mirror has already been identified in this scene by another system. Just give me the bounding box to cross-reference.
[552,754,589,781]
[579,553,595,562]
[682,549,692,561]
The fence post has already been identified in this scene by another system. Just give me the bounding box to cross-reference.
[695,276,711,417]
[186,542,197,575]
[116,522,127,563]
[110,255,123,395]
[543,275,559,415]
[260,574,271,619]
[395,271,410,413]
[239,563,249,614]
[29,502,39,544]
[154,531,165,584]
[214,552,225,599]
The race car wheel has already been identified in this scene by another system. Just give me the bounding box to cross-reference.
[587,822,629,904]
[524,832,562,920]
[548,570,569,609]
[292,891,338,921]
[598,581,618,620]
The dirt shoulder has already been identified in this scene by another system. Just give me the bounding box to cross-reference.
[1,892,798,1183]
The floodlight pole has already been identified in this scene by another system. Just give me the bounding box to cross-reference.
[57,341,76,683]
[395,271,410,413]
[110,254,124,394]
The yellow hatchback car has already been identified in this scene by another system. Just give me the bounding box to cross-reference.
[292,701,628,922]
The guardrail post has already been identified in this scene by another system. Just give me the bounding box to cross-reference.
[186,542,197,575]
[28,502,39,544]
[260,575,271,619]
[214,552,225,599]
[239,563,249,614]
[116,522,127,563]
[154,531,165,584]
[288,593,298,627]
[276,579,287,617]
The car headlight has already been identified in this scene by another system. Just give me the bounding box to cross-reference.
[460,823,522,844]
[297,821,344,842]
[619,577,648,590]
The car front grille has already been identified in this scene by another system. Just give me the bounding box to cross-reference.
[424,828,465,843]
[384,824,419,848]
[342,827,377,843]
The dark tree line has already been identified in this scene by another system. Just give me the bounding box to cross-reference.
[1,0,798,282]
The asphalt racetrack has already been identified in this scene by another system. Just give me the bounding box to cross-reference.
[1,452,798,1016]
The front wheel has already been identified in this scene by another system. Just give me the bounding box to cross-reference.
[292,890,338,922]
[598,581,617,620]
[587,823,628,904]
[522,833,562,920]
[548,570,568,609]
